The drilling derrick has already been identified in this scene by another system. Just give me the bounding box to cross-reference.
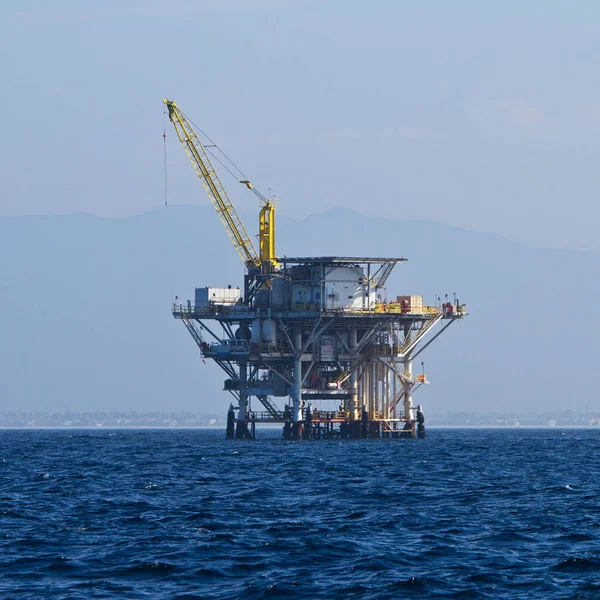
[166,99,467,439]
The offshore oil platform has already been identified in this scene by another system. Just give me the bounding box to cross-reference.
[165,99,467,440]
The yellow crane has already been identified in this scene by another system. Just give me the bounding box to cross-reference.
[163,99,277,269]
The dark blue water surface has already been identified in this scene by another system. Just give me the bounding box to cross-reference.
[1,428,600,599]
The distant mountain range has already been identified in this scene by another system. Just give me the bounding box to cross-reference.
[1,205,598,416]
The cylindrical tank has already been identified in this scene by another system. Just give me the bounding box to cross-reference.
[235,326,252,341]
[251,319,261,342]
[262,319,276,345]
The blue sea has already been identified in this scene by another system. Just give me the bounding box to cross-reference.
[1,428,599,599]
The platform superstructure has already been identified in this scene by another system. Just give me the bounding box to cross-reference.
[165,99,467,439]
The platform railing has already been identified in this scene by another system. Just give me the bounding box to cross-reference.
[244,409,411,423]
[172,302,449,318]
[247,411,286,422]
[310,410,347,420]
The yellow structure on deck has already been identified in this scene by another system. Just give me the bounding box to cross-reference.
[164,99,277,270]
[240,180,277,270]
[259,203,276,267]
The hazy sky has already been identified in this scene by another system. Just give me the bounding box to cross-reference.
[2,1,600,251]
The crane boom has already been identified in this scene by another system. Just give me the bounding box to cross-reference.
[163,99,259,267]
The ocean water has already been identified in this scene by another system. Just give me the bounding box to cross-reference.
[1,428,599,599]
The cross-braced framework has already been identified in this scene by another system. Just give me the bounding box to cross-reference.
[173,257,467,440]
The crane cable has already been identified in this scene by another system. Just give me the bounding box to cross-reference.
[181,110,251,185]
[163,107,168,206]
[163,105,266,209]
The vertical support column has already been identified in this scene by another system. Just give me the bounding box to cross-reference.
[293,328,303,440]
[363,364,369,416]
[226,403,235,439]
[361,402,369,439]
[386,365,391,419]
[236,361,249,439]
[403,354,413,422]
[392,370,397,419]
[389,370,393,419]
[370,363,376,416]
[361,365,369,438]
[357,377,362,413]
[374,363,380,417]
[349,329,358,423]
[304,403,312,440]
[381,363,387,420]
